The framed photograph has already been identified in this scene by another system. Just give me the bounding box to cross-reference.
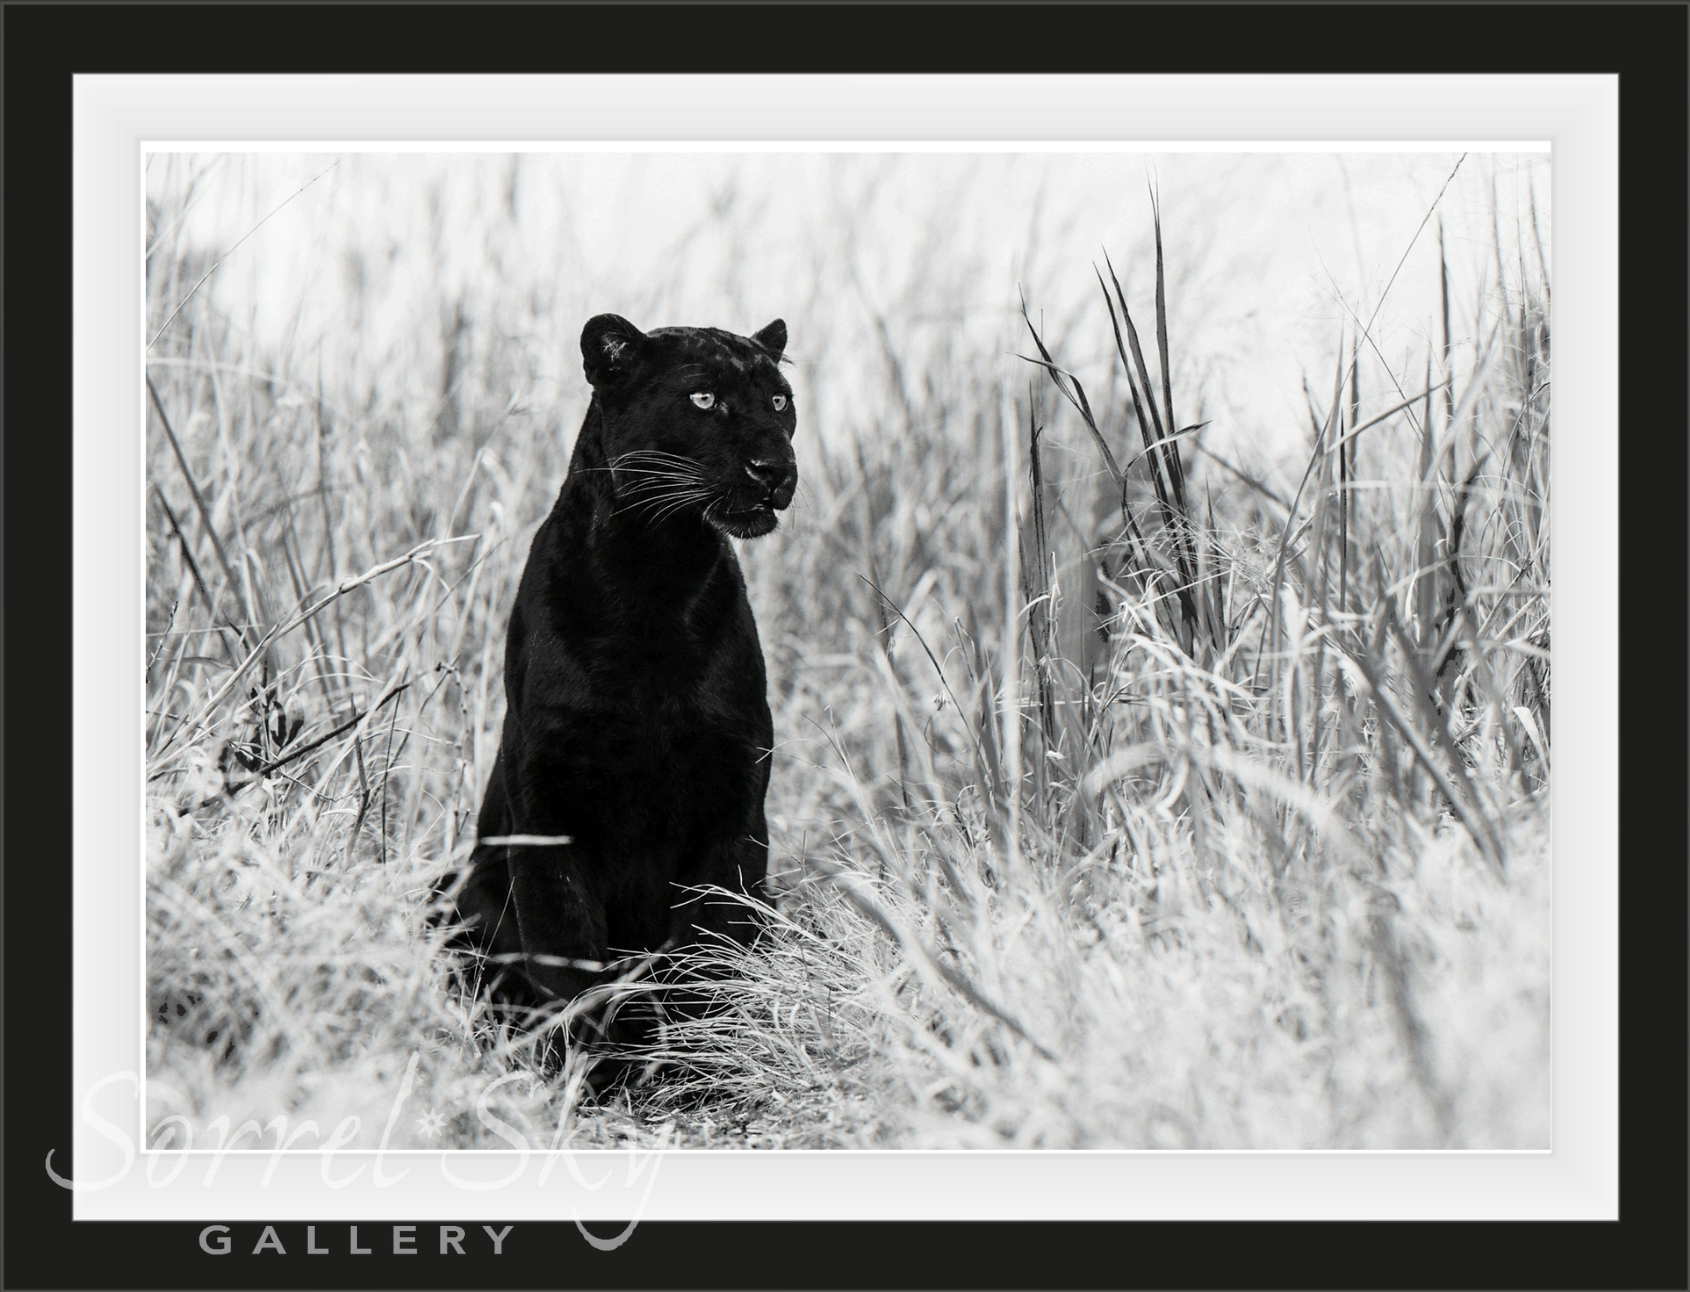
[7,3,1684,1288]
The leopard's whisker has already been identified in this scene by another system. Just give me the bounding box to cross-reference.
[623,482,710,507]
[621,471,706,490]
[610,450,704,470]
[587,464,700,480]
[614,490,693,516]
[642,490,716,526]
[646,492,712,522]
[606,453,709,500]
[614,484,714,524]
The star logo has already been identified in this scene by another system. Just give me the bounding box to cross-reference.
[415,1109,445,1141]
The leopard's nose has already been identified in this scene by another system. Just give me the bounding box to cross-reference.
[746,459,797,509]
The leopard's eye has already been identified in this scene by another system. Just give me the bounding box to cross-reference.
[690,392,715,410]
[772,394,788,412]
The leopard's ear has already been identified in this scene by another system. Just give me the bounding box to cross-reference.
[751,318,787,361]
[581,314,650,389]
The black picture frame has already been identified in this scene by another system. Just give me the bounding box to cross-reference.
[5,4,1685,1288]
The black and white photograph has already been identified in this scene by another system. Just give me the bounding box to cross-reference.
[141,146,1553,1154]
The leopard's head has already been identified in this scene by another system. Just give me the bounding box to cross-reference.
[581,313,798,541]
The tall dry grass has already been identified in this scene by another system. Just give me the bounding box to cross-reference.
[144,155,1549,1149]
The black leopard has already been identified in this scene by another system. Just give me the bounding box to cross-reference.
[438,313,796,1066]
